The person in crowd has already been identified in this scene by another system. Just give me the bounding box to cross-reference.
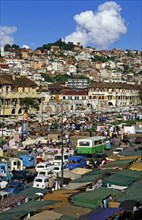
[48,177,54,193]
[7,170,13,182]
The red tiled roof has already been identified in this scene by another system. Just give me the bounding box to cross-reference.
[63,90,88,96]
[0,64,9,69]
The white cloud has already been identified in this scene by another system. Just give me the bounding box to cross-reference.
[65,1,127,49]
[22,45,30,49]
[0,26,17,47]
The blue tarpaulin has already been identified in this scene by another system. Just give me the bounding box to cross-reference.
[79,207,123,220]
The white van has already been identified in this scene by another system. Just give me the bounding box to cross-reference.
[37,169,54,178]
[35,161,52,172]
[33,176,49,189]
[52,165,62,175]
[53,153,72,165]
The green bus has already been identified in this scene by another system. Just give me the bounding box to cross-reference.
[76,136,109,154]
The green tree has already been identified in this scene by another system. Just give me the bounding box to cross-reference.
[123,64,130,73]
[12,44,20,50]
[4,44,20,51]
[20,97,39,113]
[41,74,54,82]
[4,44,11,51]
[91,55,108,62]
[35,38,76,52]
[54,74,69,83]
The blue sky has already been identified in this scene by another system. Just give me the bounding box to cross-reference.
[1,0,141,50]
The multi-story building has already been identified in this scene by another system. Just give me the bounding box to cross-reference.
[62,89,88,111]
[65,79,89,89]
[0,74,41,117]
[88,82,141,110]
[0,73,141,118]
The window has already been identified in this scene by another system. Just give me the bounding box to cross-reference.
[54,156,61,160]
[69,160,76,164]
[95,140,102,145]
[54,167,59,171]
[75,97,79,100]
[36,178,42,183]
[39,172,45,175]
[108,96,112,100]
[79,141,90,146]
[18,87,23,93]
[6,86,9,92]
[25,87,29,93]
[37,165,44,168]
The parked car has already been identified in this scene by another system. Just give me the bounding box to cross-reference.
[37,164,62,177]
[35,161,53,173]
[33,176,50,189]
[66,155,87,170]
[53,153,72,165]
[92,153,107,165]
[134,136,142,150]
[120,138,130,148]
[121,138,130,144]
[113,147,124,155]
[37,169,54,178]
[135,136,142,145]
[5,181,28,195]
[52,165,62,176]
[11,170,37,183]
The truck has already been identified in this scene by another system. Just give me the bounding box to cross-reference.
[19,155,36,168]
[0,158,23,175]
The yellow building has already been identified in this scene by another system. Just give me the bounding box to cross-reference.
[0,74,41,117]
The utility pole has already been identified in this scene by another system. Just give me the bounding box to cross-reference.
[2,105,4,148]
[0,97,5,148]
[61,103,64,186]
[55,95,64,187]
[41,98,43,121]
[89,95,93,137]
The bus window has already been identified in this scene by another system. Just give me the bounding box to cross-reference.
[79,141,90,146]
[95,140,102,145]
